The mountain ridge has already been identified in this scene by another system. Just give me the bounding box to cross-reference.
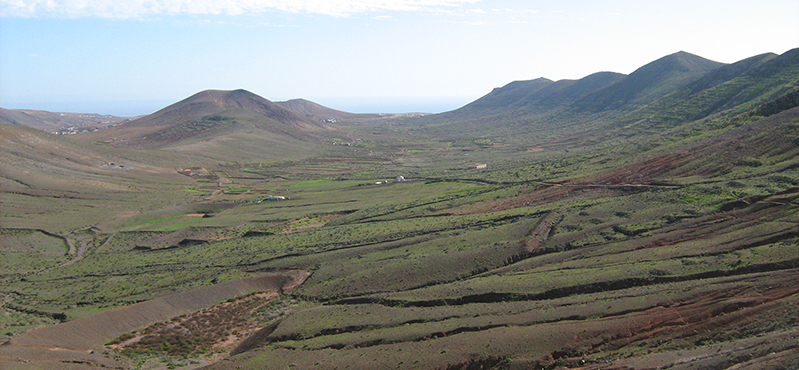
[573,50,726,112]
[431,51,726,127]
[408,49,798,146]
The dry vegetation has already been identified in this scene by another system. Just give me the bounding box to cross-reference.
[111,292,279,356]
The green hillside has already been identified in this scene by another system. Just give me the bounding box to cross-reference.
[622,49,799,132]
[573,51,725,112]
[458,77,555,111]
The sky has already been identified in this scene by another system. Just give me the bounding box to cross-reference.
[1,0,797,116]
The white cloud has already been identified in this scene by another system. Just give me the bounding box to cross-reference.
[0,0,482,18]
[505,8,538,14]
[448,19,488,26]
[425,6,487,17]
[259,23,298,27]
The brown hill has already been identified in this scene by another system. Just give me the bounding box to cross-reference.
[276,98,381,123]
[78,90,336,162]
[129,90,324,128]
[92,89,332,149]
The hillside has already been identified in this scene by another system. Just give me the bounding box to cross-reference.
[619,50,798,132]
[458,77,555,111]
[0,123,181,192]
[0,123,189,230]
[455,72,628,117]
[573,51,726,112]
[0,108,130,133]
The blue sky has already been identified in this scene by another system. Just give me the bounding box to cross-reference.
[1,0,797,115]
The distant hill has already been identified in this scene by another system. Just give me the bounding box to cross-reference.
[85,90,334,161]
[275,99,381,123]
[121,89,330,135]
[0,108,130,132]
